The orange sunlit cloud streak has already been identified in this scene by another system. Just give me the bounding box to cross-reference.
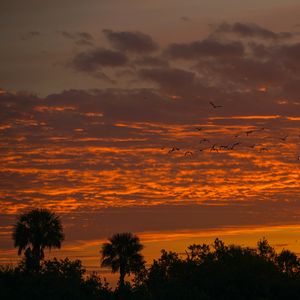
[1,17,300,281]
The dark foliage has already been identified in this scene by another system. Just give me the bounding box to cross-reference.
[0,258,112,300]
[131,238,300,300]
[2,236,300,300]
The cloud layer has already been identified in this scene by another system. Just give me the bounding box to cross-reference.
[1,23,300,269]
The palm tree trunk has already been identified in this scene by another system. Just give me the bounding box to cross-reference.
[32,245,41,272]
[117,264,126,300]
[119,264,126,289]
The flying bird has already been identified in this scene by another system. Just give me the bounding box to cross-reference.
[229,142,241,150]
[245,130,255,136]
[279,135,288,142]
[199,146,210,152]
[220,144,229,150]
[184,151,193,157]
[247,144,256,149]
[199,138,210,144]
[209,101,223,108]
[168,147,180,153]
[210,144,219,152]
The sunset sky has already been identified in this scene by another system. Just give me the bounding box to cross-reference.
[1,0,300,285]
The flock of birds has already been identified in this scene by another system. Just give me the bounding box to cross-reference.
[162,101,300,162]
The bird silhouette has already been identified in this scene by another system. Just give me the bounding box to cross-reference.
[184,151,193,157]
[199,138,210,144]
[279,135,288,141]
[247,144,256,149]
[229,142,241,150]
[220,144,229,150]
[168,147,180,153]
[210,144,219,152]
[245,130,255,136]
[209,101,223,108]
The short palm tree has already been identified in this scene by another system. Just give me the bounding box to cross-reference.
[12,208,64,271]
[100,232,145,288]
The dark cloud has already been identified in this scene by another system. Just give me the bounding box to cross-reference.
[248,42,271,58]
[194,57,285,87]
[3,199,300,245]
[248,42,300,84]
[133,56,169,68]
[139,67,196,90]
[57,30,94,46]
[276,42,300,72]
[0,90,39,125]
[165,38,245,60]
[151,23,300,97]
[70,48,128,73]
[103,29,159,54]
[279,42,300,58]
[213,22,294,40]
[54,199,300,240]
[181,16,191,22]
[137,67,213,99]
[281,79,300,100]
[21,31,41,40]
[44,88,174,123]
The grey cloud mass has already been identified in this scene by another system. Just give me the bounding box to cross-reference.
[165,39,245,60]
[67,23,300,90]
[103,29,159,54]
[138,67,196,92]
[213,22,294,40]
[70,48,128,72]
[21,31,41,41]
[57,30,95,46]
[133,56,169,68]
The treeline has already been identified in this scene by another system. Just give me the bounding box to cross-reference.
[0,258,112,300]
[1,209,300,299]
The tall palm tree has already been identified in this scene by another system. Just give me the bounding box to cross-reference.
[12,208,64,271]
[100,232,145,288]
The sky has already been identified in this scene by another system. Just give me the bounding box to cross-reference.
[1,0,300,285]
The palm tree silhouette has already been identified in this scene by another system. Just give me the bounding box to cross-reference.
[12,208,64,271]
[100,232,144,289]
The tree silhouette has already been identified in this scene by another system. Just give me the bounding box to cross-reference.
[100,232,144,289]
[12,208,64,271]
[277,249,300,276]
[257,237,276,261]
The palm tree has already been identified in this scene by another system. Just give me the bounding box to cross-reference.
[100,232,145,288]
[12,208,64,271]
